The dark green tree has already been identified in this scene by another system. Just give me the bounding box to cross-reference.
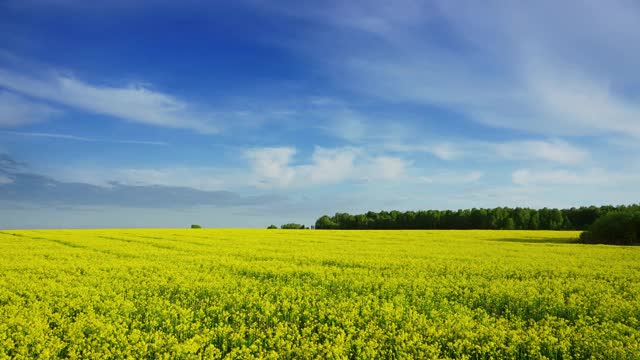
[315,216,337,229]
[314,204,639,231]
[581,211,640,245]
[281,223,306,229]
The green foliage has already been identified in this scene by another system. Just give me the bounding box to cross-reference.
[267,224,278,229]
[0,229,639,358]
[315,215,337,229]
[314,204,640,230]
[581,210,640,245]
[190,224,201,229]
[280,223,306,229]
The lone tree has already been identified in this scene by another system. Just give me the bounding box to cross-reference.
[190,224,202,229]
[267,225,278,229]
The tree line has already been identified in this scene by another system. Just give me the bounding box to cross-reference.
[268,223,308,229]
[581,211,640,245]
[314,205,640,231]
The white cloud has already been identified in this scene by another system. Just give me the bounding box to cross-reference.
[0,91,61,127]
[420,170,483,185]
[0,174,14,185]
[511,168,636,186]
[300,147,360,183]
[494,140,588,165]
[366,156,409,180]
[245,146,411,188]
[0,68,217,133]
[431,143,461,161]
[387,139,588,165]
[245,147,297,187]
[464,171,484,183]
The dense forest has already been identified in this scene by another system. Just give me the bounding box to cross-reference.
[315,205,640,231]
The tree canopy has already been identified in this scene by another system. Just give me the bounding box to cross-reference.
[580,210,640,245]
[314,205,640,230]
[280,223,306,230]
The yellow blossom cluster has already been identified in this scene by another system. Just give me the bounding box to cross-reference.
[0,229,638,359]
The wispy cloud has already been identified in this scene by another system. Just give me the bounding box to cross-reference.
[0,172,279,208]
[493,140,588,165]
[511,168,639,186]
[365,156,410,180]
[386,139,589,165]
[3,131,168,145]
[0,90,61,127]
[0,68,218,133]
[0,174,14,185]
[259,0,640,140]
[41,165,242,192]
[0,153,282,208]
[420,170,484,185]
[302,98,416,144]
[0,153,24,171]
[385,142,462,161]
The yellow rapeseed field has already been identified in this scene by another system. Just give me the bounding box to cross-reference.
[1,229,639,359]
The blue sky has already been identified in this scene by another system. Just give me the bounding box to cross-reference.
[1,0,640,228]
